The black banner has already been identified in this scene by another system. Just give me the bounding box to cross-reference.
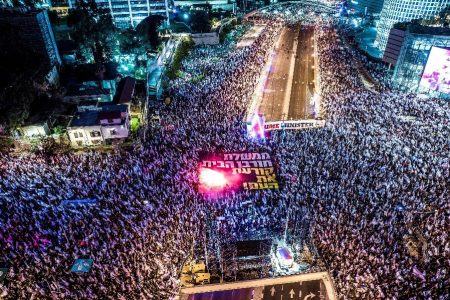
[199,152,279,192]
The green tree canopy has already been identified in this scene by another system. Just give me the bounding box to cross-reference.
[67,0,117,63]
[118,28,150,55]
[0,23,43,131]
[190,10,211,33]
[136,15,166,50]
[0,83,35,130]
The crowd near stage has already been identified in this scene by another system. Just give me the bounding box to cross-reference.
[0,1,448,300]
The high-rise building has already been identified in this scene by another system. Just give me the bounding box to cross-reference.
[0,9,61,66]
[385,24,450,98]
[375,0,450,53]
[67,0,170,29]
[348,0,385,15]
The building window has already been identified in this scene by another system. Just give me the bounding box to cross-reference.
[74,132,78,138]
[110,129,117,136]
[79,132,83,137]
[90,131,101,137]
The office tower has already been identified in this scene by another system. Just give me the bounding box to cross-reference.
[376,0,450,53]
[0,9,61,66]
[68,0,169,28]
[348,0,385,15]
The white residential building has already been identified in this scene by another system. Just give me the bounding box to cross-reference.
[67,104,130,147]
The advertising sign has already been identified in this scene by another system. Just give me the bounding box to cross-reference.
[419,46,450,94]
[199,152,279,193]
[264,120,325,131]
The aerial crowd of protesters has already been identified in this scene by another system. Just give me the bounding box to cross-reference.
[0,3,448,300]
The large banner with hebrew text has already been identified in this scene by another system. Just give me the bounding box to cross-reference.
[199,152,279,193]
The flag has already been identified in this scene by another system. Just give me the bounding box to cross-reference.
[412,265,426,281]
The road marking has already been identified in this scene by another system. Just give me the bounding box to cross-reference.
[289,289,295,298]
[282,28,298,118]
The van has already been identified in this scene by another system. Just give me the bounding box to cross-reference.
[194,272,211,284]
[191,262,206,274]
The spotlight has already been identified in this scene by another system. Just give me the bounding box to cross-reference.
[199,168,227,189]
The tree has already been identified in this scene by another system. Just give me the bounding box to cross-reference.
[136,15,166,50]
[67,0,117,63]
[30,136,58,155]
[0,23,41,131]
[0,83,35,130]
[118,28,150,55]
[190,10,211,33]
[165,37,194,80]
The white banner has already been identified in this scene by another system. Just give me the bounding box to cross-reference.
[264,120,325,131]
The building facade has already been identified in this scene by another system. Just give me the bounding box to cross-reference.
[375,0,450,53]
[388,25,450,97]
[0,9,61,66]
[348,0,385,15]
[67,0,170,28]
[67,104,130,146]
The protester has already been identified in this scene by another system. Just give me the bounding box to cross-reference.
[0,5,448,300]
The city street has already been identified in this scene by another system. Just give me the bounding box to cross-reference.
[289,26,315,120]
[1,1,448,299]
[181,272,335,300]
[258,24,316,122]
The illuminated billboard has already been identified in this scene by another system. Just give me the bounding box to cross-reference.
[199,152,279,194]
[419,46,450,94]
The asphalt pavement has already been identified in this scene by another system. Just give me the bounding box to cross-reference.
[261,280,324,300]
[288,26,315,120]
[258,24,316,122]
[184,279,326,300]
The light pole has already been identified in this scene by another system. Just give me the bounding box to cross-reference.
[283,196,291,245]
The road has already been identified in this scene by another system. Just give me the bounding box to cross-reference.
[184,280,326,300]
[186,288,253,300]
[289,26,315,120]
[258,24,316,122]
[180,272,337,300]
[261,280,324,300]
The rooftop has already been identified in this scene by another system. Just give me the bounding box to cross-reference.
[98,110,121,120]
[114,76,136,104]
[65,86,111,97]
[61,63,119,87]
[69,104,128,127]
[407,24,450,36]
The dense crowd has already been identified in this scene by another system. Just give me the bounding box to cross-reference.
[305,21,449,299]
[1,4,449,300]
